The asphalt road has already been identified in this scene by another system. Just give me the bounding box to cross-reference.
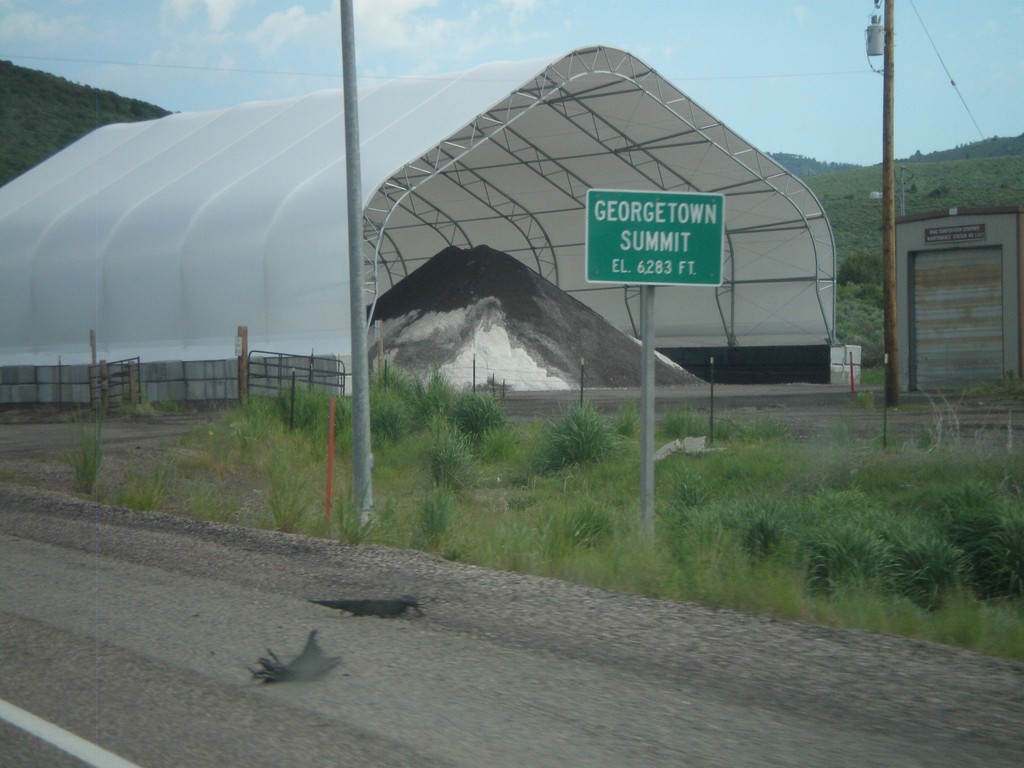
[2,486,1023,768]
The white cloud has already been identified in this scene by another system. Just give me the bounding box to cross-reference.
[499,0,541,23]
[164,0,251,32]
[0,10,64,41]
[353,0,453,53]
[248,5,333,56]
[348,0,544,66]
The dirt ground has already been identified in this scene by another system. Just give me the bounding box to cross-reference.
[2,381,1022,456]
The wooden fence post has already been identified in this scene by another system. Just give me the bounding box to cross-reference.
[237,325,249,403]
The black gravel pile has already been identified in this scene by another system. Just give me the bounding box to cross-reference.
[371,244,700,390]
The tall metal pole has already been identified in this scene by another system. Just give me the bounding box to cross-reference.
[882,0,899,407]
[340,0,373,519]
[639,285,655,538]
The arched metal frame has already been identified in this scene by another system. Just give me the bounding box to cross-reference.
[362,47,835,347]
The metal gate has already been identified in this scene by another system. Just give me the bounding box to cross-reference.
[910,248,1003,389]
[247,351,347,397]
[89,357,141,410]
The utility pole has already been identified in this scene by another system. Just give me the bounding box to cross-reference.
[881,0,899,406]
[340,0,373,519]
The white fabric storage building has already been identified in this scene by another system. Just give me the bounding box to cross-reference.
[0,46,835,373]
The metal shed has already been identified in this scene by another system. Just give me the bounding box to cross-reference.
[896,207,1023,390]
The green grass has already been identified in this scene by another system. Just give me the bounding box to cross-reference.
[104,377,1024,660]
[659,406,707,440]
[65,417,103,494]
[112,464,173,511]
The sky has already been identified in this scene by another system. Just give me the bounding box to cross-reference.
[1,0,1021,166]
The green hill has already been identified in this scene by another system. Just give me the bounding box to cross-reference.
[0,59,170,185]
[806,155,1024,260]
[903,133,1024,163]
[768,153,860,178]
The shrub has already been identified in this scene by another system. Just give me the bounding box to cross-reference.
[66,418,102,494]
[333,497,372,545]
[371,386,409,445]
[114,465,172,511]
[184,480,233,522]
[660,407,707,441]
[736,415,789,442]
[836,286,885,366]
[613,400,639,439]
[372,364,417,396]
[667,470,711,512]
[479,426,518,462]
[802,520,895,596]
[886,527,968,609]
[427,420,477,491]
[227,396,280,450]
[452,392,508,443]
[986,513,1024,599]
[533,402,618,473]
[562,502,617,549]
[411,369,457,428]
[266,448,311,532]
[413,488,453,550]
[737,502,789,560]
[273,389,351,442]
[933,481,1015,598]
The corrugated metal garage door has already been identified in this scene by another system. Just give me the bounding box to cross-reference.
[911,248,1003,389]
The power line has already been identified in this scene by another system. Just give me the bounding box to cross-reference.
[907,0,985,140]
[3,52,868,85]
[3,53,341,79]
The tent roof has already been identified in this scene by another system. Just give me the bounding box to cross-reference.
[0,46,834,366]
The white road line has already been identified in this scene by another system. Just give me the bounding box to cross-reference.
[0,698,144,768]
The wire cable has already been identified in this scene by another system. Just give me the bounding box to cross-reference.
[907,0,985,140]
[4,52,869,85]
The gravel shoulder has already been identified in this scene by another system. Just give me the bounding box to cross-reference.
[2,484,1023,766]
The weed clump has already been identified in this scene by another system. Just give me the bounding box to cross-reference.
[413,488,454,550]
[66,417,102,494]
[659,407,706,441]
[370,386,409,445]
[427,419,477,491]
[452,392,508,444]
[533,402,619,473]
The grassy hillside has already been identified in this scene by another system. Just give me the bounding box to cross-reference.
[806,155,1024,259]
[0,59,170,185]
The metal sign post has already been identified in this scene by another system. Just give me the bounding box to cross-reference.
[639,285,656,536]
[340,0,373,520]
[585,188,725,536]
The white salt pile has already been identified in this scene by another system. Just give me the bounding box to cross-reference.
[371,245,700,391]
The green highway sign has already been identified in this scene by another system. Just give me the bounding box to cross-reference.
[585,189,725,286]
